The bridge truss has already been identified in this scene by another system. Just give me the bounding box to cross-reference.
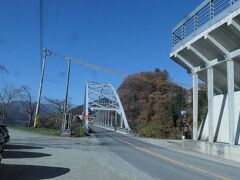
[83,82,130,130]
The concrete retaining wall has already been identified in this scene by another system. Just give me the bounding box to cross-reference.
[199,91,240,144]
[182,140,240,162]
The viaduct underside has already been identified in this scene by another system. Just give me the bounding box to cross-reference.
[170,0,240,145]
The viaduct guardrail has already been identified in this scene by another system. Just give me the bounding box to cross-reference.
[172,0,240,50]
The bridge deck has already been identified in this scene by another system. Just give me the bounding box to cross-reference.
[170,0,240,93]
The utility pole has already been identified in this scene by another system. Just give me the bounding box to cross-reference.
[62,59,72,131]
[34,48,51,128]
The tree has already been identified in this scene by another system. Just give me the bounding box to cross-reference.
[118,68,188,138]
[18,86,36,127]
[42,97,72,129]
[45,97,65,116]
[0,87,19,123]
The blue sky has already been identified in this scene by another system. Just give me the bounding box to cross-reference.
[0,0,203,105]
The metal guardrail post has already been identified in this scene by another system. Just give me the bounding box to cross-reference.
[182,24,185,40]
[194,14,198,31]
[172,33,176,47]
[172,0,240,47]
[210,0,215,19]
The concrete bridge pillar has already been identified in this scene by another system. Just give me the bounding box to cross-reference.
[227,59,235,145]
[207,67,214,143]
[193,73,199,141]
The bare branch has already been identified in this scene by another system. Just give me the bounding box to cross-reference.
[18,86,36,127]
[45,97,65,115]
[44,97,72,116]
[0,86,19,123]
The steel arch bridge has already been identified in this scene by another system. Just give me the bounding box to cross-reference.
[82,82,130,130]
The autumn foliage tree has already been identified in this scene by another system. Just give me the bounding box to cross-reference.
[118,68,187,138]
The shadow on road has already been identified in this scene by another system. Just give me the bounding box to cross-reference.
[4,144,44,150]
[89,126,114,134]
[0,164,70,180]
[3,150,51,159]
[94,130,114,134]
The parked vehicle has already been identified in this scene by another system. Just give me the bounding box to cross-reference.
[0,124,10,144]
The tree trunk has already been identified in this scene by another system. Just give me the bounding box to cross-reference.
[2,113,5,124]
[28,114,32,127]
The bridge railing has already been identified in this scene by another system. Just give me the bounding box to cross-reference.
[172,0,240,50]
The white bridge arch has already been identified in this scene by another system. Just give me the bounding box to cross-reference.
[83,82,130,130]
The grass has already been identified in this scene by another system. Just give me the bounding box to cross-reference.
[13,127,62,136]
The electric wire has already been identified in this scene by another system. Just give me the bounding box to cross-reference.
[52,0,61,44]
[40,0,43,70]
[48,50,207,91]
[37,0,206,95]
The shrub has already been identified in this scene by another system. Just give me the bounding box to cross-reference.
[71,124,85,137]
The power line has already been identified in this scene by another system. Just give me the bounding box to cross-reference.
[64,56,128,77]
[43,0,48,48]
[40,0,43,70]
[51,52,206,90]
[52,0,61,43]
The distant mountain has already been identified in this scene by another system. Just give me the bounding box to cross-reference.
[68,105,83,115]
[5,101,57,125]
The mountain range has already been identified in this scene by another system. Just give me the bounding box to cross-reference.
[5,101,57,125]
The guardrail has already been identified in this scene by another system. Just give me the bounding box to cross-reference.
[172,0,240,49]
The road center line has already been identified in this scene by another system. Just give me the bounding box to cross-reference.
[115,137,230,180]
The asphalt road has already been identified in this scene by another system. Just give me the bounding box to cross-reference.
[0,126,240,180]
[91,126,240,180]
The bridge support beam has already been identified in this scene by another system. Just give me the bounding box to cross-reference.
[193,73,199,140]
[115,111,117,127]
[102,111,104,125]
[111,112,113,126]
[102,111,105,125]
[106,111,108,126]
[101,111,103,125]
[107,111,110,126]
[208,67,214,143]
[104,111,106,125]
[120,113,123,128]
[227,59,235,145]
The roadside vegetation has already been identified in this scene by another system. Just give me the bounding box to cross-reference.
[71,125,85,137]
[118,68,208,139]
[1,63,207,140]
[13,126,61,136]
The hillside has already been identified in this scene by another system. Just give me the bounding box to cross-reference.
[68,105,83,115]
[5,101,57,125]
[118,68,188,138]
